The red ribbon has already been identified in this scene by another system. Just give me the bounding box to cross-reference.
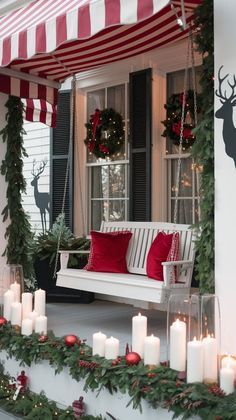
[172,121,193,139]
[91,109,101,141]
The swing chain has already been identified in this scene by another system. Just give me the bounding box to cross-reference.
[173,29,197,225]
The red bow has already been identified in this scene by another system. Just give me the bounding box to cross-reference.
[91,109,101,141]
[172,121,193,139]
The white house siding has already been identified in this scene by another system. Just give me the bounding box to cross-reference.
[215,0,236,355]
[22,121,50,234]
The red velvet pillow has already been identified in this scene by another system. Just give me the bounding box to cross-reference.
[146,232,173,281]
[85,231,132,273]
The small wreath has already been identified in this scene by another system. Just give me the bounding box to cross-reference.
[161,90,201,150]
[84,108,124,159]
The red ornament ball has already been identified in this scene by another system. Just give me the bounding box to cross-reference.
[0,317,7,327]
[38,335,48,343]
[125,352,141,366]
[65,335,78,347]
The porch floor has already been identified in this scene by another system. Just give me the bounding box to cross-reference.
[47,299,167,359]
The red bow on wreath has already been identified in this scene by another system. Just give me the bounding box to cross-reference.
[91,109,101,141]
[172,121,193,139]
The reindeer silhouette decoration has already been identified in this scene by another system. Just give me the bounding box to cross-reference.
[31,159,50,233]
[215,66,236,167]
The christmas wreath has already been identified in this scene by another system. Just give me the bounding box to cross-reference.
[161,89,201,150]
[84,108,124,159]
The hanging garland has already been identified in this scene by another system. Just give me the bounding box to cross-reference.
[84,108,124,159]
[161,89,201,150]
[0,96,36,290]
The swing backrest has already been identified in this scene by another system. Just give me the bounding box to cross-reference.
[100,221,195,275]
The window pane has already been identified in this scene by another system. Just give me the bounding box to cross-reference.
[107,85,125,118]
[87,89,105,118]
[91,200,108,230]
[91,166,109,198]
[171,199,193,224]
[171,158,193,198]
[109,165,125,198]
[108,200,125,221]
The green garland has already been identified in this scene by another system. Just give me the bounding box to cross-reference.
[84,108,124,159]
[191,0,214,293]
[162,90,201,150]
[0,96,35,289]
[0,365,104,419]
[0,322,236,420]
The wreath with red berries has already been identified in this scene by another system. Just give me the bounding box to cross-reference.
[161,90,201,150]
[84,108,124,159]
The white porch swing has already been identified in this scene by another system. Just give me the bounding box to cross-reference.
[56,28,199,308]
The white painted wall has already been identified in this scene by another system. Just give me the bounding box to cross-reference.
[22,121,50,234]
[214,0,236,354]
[0,93,9,273]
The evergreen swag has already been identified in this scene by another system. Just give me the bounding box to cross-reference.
[0,96,35,288]
[84,108,124,159]
[162,90,201,150]
[191,0,214,293]
[0,322,236,420]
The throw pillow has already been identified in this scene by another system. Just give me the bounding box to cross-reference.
[146,232,173,281]
[166,232,180,283]
[85,230,132,273]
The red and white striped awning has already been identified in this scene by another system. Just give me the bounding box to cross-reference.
[0,0,202,126]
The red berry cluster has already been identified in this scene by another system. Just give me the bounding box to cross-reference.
[78,360,98,370]
[111,357,122,366]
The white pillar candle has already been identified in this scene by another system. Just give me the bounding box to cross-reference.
[202,335,218,383]
[34,289,46,316]
[92,331,107,357]
[220,365,235,395]
[21,318,33,336]
[170,318,186,371]
[28,310,39,330]
[104,336,120,360]
[187,337,204,383]
[144,334,160,366]
[221,355,236,379]
[10,281,21,303]
[35,315,47,334]
[22,292,33,320]
[11,302,22,326]
[132,313,147,358]
[3,289,14,321]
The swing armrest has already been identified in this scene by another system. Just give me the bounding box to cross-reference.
[162,260,194,288]
[162,260,193,267]
[59,250,90,270]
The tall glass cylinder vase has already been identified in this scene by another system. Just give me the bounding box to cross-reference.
[2,264,24,303]
[200,294,221,384]
[167,294,191,372]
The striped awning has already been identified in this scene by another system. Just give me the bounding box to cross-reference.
[0,0,201,126]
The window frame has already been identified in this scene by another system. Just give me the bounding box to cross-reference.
[85,80,130,232]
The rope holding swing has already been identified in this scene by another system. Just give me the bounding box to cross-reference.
[173,28,198,225]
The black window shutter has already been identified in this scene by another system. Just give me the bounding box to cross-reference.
[129,68,152,221]
[50,91,73,229]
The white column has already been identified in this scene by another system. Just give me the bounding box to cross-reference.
[0,93,9,275]
[215,0,236,354]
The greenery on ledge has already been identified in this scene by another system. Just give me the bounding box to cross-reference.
[0,322,235,420]
[191,0,214,293]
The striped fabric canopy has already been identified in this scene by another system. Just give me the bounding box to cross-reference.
[0,0,201,126]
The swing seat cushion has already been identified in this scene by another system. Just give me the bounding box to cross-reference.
[85,230,132,273]
[146,232,179,281]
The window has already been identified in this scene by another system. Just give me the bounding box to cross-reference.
[165,69,201,224]
[86,83,129,231]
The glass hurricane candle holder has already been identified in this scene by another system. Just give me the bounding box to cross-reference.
[167,293,191,372]
[189,293,221,384]
[6,264,24,303]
